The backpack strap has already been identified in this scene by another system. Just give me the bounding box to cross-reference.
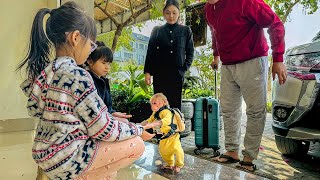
[168,108,177,131]
[154,105,169,120]
[158,108,178,140]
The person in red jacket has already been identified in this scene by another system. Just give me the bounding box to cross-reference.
[205,0,287,172]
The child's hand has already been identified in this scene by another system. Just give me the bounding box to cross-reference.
[140,131,156,141]
[112,112,132,118]
[142,123,154,130]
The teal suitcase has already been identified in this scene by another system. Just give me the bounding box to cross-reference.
[194,67,220,156]
[194,97,220,156]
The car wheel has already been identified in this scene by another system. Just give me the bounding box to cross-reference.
[275,135,310,156]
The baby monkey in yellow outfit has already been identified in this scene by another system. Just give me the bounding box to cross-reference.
[141,93,184,173]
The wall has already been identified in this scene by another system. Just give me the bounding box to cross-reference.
[0,1,59,131]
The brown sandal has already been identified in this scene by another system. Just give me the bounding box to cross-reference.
[236,161,257,172]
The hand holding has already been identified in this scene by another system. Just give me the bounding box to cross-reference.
[210,56,220,70]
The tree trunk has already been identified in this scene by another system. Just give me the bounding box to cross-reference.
[111,26,123,52]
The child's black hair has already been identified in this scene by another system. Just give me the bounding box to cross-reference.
[16,1,97,80]
[88,41,113,63]
[163,0,180,11]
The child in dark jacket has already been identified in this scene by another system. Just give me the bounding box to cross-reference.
[87,41,132,122]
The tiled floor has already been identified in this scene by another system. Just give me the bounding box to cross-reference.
[0,130,167,180]
[136,143,267,180]
[0,130,265,180]
[0,130,37,180]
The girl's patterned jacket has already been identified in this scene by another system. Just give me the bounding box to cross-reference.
[20,57,143,179]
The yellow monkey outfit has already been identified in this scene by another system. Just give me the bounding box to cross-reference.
[146,108,184,168]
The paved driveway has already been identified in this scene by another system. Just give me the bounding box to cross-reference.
[181,112,320,179]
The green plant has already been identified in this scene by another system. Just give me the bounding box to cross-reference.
[192,46,221,91]
[183,88,214,99]
[110,88,129,113]
[266,101,272,113]
[111,62,152,114]
[183,70,201,89]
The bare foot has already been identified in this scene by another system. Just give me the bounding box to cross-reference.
[174,166,181,173]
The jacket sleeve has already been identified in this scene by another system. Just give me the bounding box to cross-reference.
[242,0,285,62]
[146,113,155,123]
[210,25,220,57]
[204,4,220,57]
[74,72,143,142]
[184,26,195,71]
[144,26,159,75]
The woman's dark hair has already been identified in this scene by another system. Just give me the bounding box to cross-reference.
[163,0,180,11]
[16,1,97,80]
[88,41,113,63]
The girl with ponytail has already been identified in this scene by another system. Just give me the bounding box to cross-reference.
[17,2,148,179]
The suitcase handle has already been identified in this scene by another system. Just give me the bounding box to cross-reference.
[208,104,213,113]
[213,65,218,99]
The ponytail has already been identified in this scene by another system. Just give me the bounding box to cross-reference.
[17,1,97,80]
[16,8,51,80]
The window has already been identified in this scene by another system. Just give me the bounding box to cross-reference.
[114,52,121,58]
[137,54,145,64]
[124,52,133,59]
[139,44,144,50]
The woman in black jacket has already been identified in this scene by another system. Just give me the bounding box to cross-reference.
[144,0,194,110]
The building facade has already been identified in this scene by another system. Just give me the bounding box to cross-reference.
[114,33,150,65]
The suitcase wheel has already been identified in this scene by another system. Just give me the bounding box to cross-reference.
[194,148,201,155]
[194,147,205,155]
[212,150,220,157]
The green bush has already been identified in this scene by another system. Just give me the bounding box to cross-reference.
[266,101,272,113]
[110,62,152,121]
[111,88,130,113]
[182,88,214,99]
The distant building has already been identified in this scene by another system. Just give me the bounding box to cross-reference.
[114,33,150,65]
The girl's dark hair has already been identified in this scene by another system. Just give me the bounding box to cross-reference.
[16,1,97,80]
[163,0,180,11]
[88,41,113,63]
